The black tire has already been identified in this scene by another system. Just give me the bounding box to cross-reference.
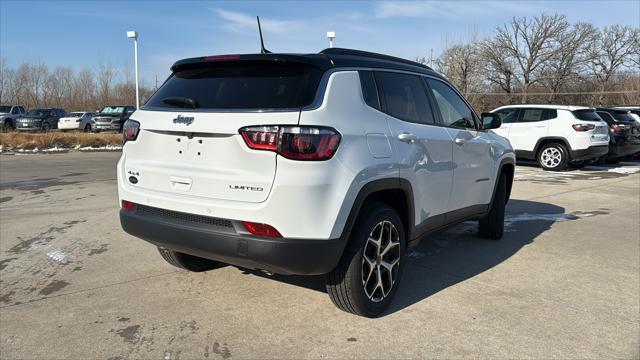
[326,203,406,317]
[478,172,506,240]
[157,247,221,272]
[42,122,51,132]
[84,124,92,132]
[537,142,569,171]
[2,120,14,132]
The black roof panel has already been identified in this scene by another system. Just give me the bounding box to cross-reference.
[170,48,441,78]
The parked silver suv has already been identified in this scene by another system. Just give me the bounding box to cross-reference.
[118,48,515,317]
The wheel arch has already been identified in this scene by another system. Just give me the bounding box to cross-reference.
[340,178,415,243]
[534,137,571,157]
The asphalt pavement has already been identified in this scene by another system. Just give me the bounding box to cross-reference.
[0,152,638,359]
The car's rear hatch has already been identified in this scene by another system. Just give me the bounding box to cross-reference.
[122,55,327,203]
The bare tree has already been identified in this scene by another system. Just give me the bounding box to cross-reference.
[542,22,597,102]
[45,67,74,107]
[75,68,97,111]
[587,25,638,104]
[436,42,480,95]
[96,61,117,105]
[494,13,569,101]
[479,39,517,94]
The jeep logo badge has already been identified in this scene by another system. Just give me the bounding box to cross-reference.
[173,115,194,125]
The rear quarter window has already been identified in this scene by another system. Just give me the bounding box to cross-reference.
[572,109,602,121]
[144,61,323,110]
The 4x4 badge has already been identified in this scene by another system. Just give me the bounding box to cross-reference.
[173,115,194,125]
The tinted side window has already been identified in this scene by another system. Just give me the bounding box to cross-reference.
[375,72,435,124]
[494,108,518,124]
[426,79,475,129]
[596,111,614,124]
[519,108,546,122]
[543,109,557,120]
[572,109,601,121]
[358,71,380,110]
[11,107,19,114]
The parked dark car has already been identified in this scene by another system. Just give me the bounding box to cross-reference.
[595,108,640,163]
[91,105,135,132]
[15,108,66,132]
[0,105,26,132]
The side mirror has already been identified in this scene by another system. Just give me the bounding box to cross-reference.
[481,113,502,130]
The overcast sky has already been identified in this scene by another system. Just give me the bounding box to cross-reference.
[2,0,638,86]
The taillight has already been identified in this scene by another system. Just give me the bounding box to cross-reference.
[240,126,279,151]
[610,123,629,133]
[242,221,282,238]
[572,124,595,132]
[123,119,140,142]
[239,126,341,161]
[75,119,81,123]
[121,200,136,211]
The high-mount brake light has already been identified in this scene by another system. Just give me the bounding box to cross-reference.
[242,221,282,238]
[239,126,341,161]
[572,123,595,132]
[202,55,241,61]
[123,119,140,142]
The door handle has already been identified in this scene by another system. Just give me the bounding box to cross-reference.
[398,132,417,143]
[454,138,466,146]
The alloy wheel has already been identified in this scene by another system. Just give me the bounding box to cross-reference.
[362,220,401,302]
[541,147,562,168]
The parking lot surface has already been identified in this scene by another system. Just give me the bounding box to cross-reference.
[0,152,638,359]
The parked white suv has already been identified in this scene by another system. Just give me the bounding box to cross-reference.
[491,105,609,170]
[118,48,515,317]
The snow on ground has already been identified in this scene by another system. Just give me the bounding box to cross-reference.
[46,250,73,264]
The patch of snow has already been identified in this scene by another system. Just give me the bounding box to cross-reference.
[607,167,640,174]
[47,250,73,264]
[41,146,69,153]
[77,144,123,152]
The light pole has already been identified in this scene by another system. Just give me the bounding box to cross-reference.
[326,31,336,48]
[126,31,140,109]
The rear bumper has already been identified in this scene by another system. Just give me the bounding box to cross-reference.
[608,137,640,158]
[120,207,347,275]
[570,145,609,161]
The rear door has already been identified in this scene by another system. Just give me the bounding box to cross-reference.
[122,59,323,204]
[375,71,454,229]
[509,108,550,152]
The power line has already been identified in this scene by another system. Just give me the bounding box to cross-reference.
[466,90,640,96]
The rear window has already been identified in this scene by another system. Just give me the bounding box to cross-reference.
[610,111,636,122]
[145,62,323,110]
[572,109,602,122]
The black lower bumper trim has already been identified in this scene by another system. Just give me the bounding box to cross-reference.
[120,210,347,275]
[608,137,640,158]
[570,145,609,161]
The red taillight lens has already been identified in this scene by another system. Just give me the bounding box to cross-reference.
[610,123,629,133]
[572,123,595,132]
[123,120,140,142]
[240,126,279,151]
[242,221,282,238]
[75,119,81,123]
[121,200,136,211]
[239,126,341,161]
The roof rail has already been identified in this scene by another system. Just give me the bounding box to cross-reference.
[320,48,432,71]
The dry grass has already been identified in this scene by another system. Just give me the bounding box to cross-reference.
[0,132,123,151]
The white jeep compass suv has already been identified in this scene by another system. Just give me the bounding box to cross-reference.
[490,105,609,170]
[118,48,515,317]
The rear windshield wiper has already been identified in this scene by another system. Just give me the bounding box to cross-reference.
[161,97,200,109]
